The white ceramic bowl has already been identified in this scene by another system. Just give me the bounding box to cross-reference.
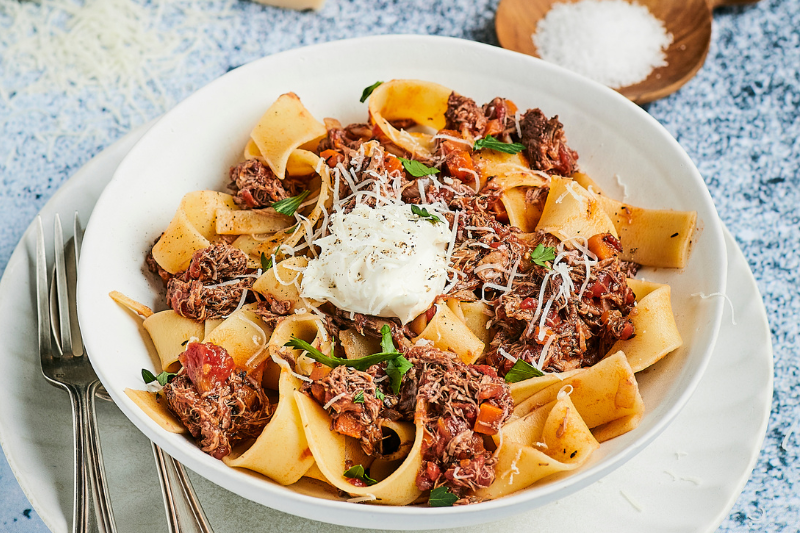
[77,35,726,529]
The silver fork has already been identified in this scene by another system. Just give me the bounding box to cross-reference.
[36,214,117,533]
[42,212,215,533]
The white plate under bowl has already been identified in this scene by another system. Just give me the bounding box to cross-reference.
[76,35,727,529]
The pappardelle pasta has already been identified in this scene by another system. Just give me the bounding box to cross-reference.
[115,79,696,507]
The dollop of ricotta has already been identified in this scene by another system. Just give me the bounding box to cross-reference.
[300,203,452,324]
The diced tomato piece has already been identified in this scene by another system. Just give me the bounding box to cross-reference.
[180,342,235,394]
[426,461,441,482]
[619,321,635,340]
[240,189,259,208]
[426,305,437,322]
[472,365,498,378]
[519,297,536,309]
[489,241,504,249]
[347,478,367,488]
[478,383,506,401]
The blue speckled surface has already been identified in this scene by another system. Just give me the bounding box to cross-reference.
[0,0,797,531]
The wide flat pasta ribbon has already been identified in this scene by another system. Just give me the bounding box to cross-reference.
[124,389,187,434]
[474,392,598,499]
[572,173,697,268]
[610,284,683,373]
[223,368,315,485]
[142,310,205,372]
[513,352,645,442]
[250,92,327,180]
[368,79,452,161]
[535,177,618,242]
[294,392,424,505]
[151,191,239,274]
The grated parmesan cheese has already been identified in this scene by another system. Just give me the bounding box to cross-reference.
[532,0,673,89]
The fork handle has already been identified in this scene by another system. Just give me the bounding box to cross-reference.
[66,386,91,533]
[83,381,117,533]
[152,443,215,533]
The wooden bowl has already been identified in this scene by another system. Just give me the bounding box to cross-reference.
[496,0,760,104]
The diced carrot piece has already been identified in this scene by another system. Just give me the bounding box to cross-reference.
[446,150,476,182]
[385,154,404,175]
[473,403,505,435]
[484,119,504,137]
[333,413,363,438]
[505,99,518,118]
[588,233,622,260]
[320,149,344,167]
[309,363,332,381]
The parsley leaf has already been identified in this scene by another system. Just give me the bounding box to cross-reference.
[398,156,440,177]
[504,359,545,383]
[473,135,526,154]
[429,486,459,507]
[271,190,311,217]
[385,355,413,395]
[410,205,442,225]
[260,252,273,271]
[142,369,178,387]
[530,244,557,269]
[360,81,383,103]
[284,337,405,372]
[375,389,386,401]
[343,465,378,486]
[353,390,365,404]
[378,324,412,394]
[379,324,398,355]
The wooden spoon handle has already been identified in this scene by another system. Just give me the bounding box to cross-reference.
[707,0,760,9]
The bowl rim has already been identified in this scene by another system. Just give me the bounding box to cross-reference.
[77,34,727,528]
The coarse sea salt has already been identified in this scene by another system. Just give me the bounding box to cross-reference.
[532,0,673,89]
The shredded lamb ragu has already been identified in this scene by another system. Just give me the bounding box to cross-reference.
[144,87,646,504]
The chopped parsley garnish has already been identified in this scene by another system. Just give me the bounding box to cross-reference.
[285,326,412,394]
[504,359,545,383]
[142,369,178,386]
[375,389,386,401]
[359,81,383,103]
[379,324,412,394]
[285,335,406,373]
[530,244,557,269]
[343,465,378,486]
[379,324,396,355]
[398,156,440,177]
[428,486,459,507]
[410,205,442,225]
[385,354,413,395]
[271,190,311,217]
[180,339,189,346]
[260,252,273,271]
[285,224,298,234]
[353,390,365,404]
[473,135,526,154]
